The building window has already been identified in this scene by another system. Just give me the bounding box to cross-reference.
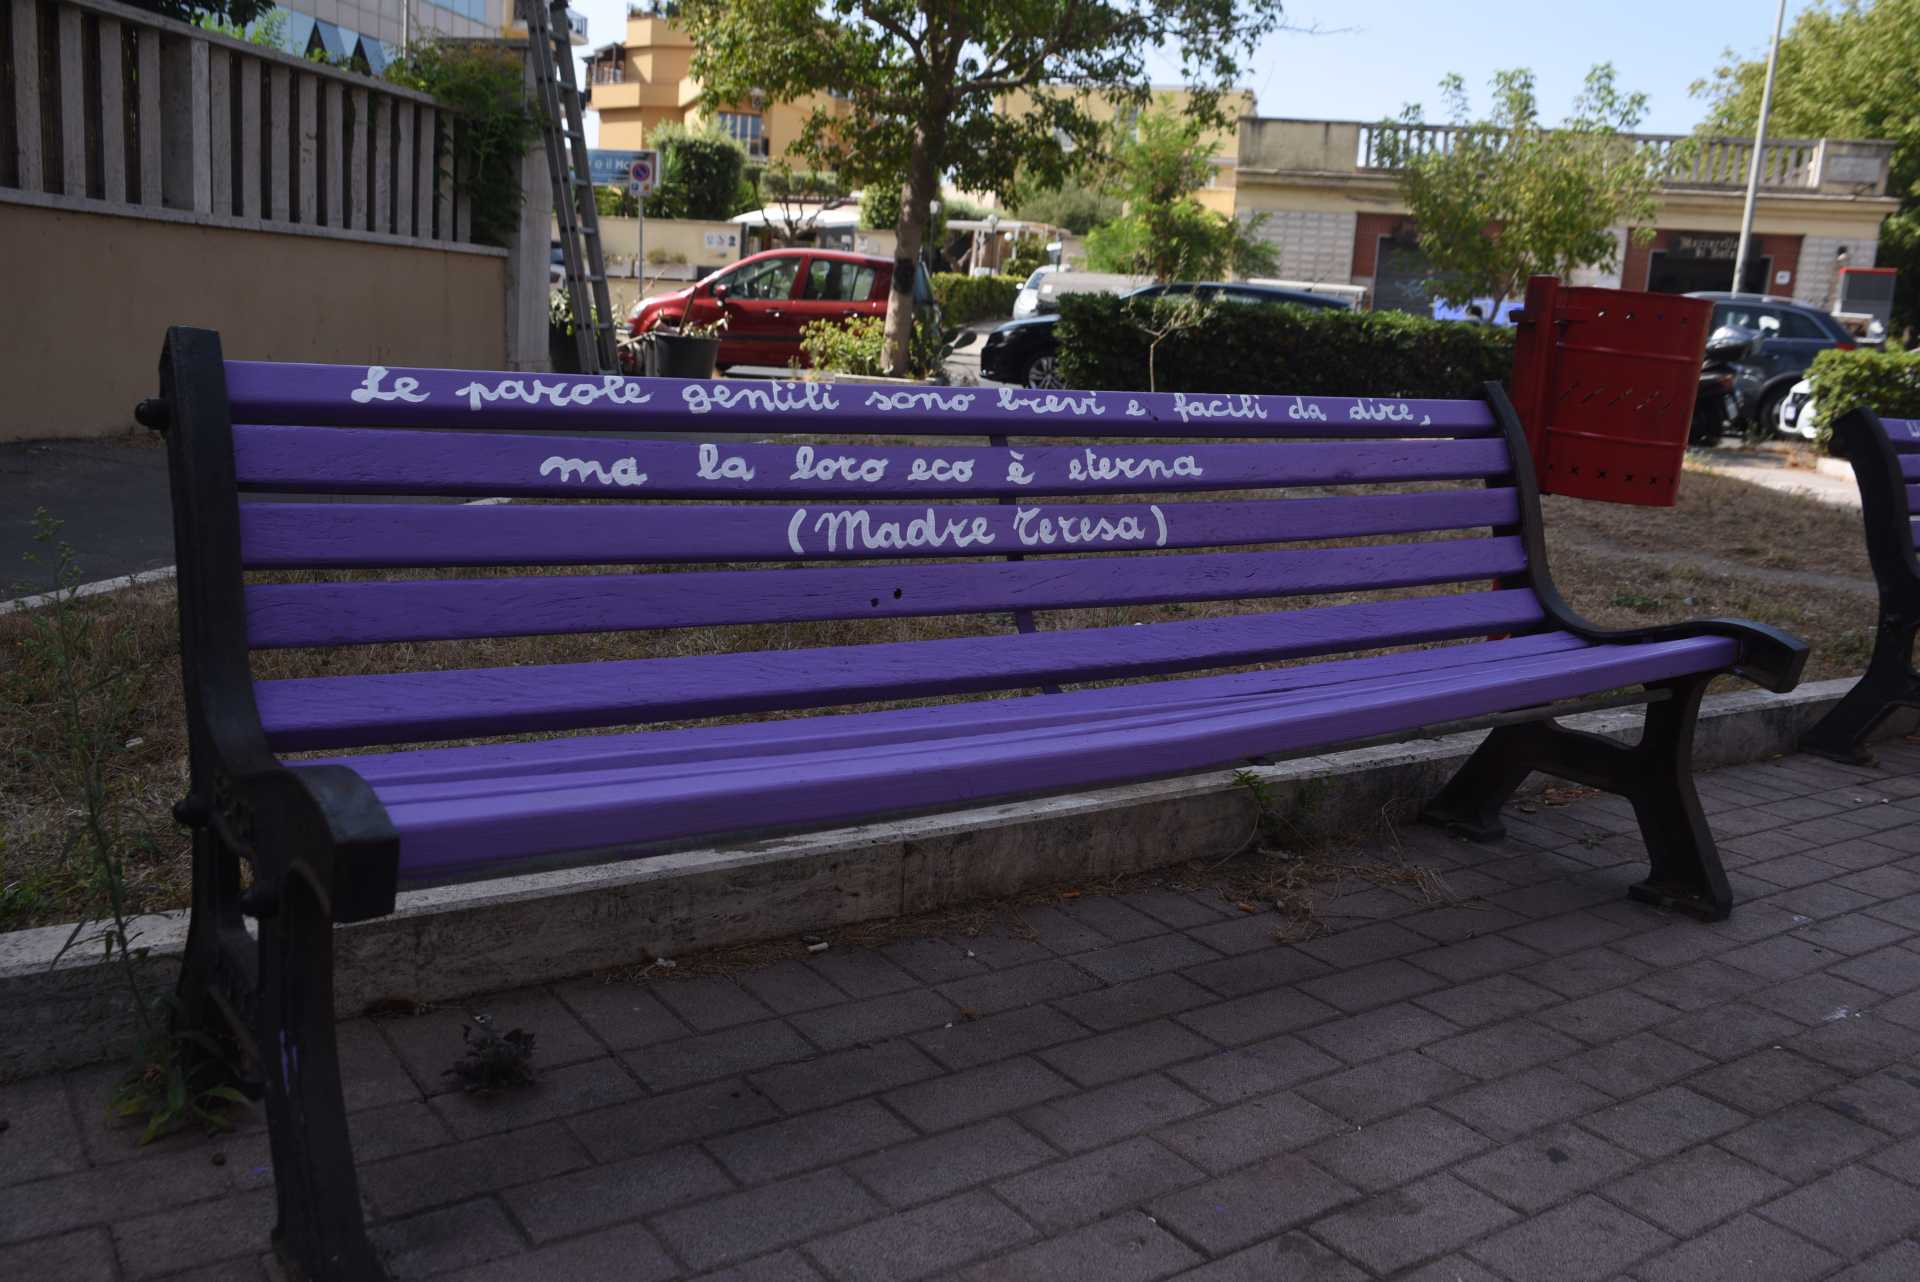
[592,59,625,85]
[717,111,768,158]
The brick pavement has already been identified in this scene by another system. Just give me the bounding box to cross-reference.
[8,746,1920,1280]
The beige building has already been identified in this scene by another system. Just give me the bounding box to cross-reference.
[1232,117,1900,313]
[991,86,1255,216]
[584,11,848,159]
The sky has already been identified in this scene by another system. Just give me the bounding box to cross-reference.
[570,0,1826,146]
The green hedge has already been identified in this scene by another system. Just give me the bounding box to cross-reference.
[1808,347,1920,449]
[931,273,1021,326]
[1055,294,1514,397]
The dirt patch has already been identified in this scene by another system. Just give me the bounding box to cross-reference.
[1544,464,1870,580]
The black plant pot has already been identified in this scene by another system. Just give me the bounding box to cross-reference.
[650,332,721,379]
[548,325,583,374]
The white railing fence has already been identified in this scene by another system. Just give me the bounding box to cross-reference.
[1356,121,1828,192]
[3,0,478,245]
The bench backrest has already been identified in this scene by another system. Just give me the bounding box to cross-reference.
[158,328,1546,758]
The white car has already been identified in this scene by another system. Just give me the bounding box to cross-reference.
[1011,264,1061,319]
[1777,377,1816,441]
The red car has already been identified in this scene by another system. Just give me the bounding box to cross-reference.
[629,248,934,370]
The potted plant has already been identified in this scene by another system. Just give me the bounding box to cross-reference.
[649,314,727,378]
[548,288,583,374]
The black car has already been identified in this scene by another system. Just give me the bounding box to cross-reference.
[979,282,1351,388]
[1684,292,1857,430]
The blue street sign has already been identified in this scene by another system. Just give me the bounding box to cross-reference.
[588,149,643,187]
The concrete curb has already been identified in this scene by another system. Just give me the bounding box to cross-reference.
[2,676,1904,1081]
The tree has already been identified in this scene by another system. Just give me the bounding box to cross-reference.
[1083,108,1278,281]
[194,8,286,46]
[1378,65,1660,310]
[643,121,749,221]
[759,162,855,243]
[1011,178,1125,235]
[135,0,273,25]
[677,0,1293,375]
[1693,0,1920,334]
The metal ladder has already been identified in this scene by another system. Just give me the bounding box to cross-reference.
[525,0,617,373]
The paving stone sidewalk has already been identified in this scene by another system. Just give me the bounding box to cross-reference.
[8,748,1920,1281]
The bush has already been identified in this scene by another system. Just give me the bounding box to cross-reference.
[1055,294,1514,397]
[931,273,1021,326]
[800,315,889,377]
[594,186,638,218]
[1004,245,1050,280]
[644,124,748,220]
[801,314,951,379]
[1808,347,1920,449]
[386,42,539,247]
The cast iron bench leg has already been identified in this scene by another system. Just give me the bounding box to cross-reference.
[1801,614,1920,766]
[1424,675,1731,921]
[258,878,384,1279]
[173,823,254,1092]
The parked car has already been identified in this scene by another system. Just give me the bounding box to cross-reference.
[549,240,566,285]
[1011,264,1063,319]
[979,282,1352,389]
[1778,376,1817,441]
[1684,292,1857,432]
[630,248,936,370]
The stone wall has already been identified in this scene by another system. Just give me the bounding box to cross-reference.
[1795,235,1878,311]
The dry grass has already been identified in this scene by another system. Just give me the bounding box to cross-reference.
[0,461,1881,931]
[1546,463,1871,578]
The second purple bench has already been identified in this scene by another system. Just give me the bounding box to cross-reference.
[145,326,1805,1279]
[1802,408,1920,763]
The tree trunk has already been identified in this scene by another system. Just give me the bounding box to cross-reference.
[884,122,942,378]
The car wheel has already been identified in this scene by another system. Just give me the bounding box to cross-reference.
[1758,386,1791,439]
[1022,352,1065,389]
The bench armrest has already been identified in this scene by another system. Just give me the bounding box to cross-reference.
[1552,614,1808,695]
[210,763,399,924]
[1483,382,1810,697]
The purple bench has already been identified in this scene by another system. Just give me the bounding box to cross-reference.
[1802,409,1920,763]
[146,326,1803,1279]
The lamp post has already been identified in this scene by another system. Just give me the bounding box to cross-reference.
[1731,0,1789,297]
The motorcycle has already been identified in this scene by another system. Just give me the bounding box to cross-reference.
[1690,325,1755,447]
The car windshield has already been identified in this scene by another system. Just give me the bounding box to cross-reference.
[1023,268,1053,289]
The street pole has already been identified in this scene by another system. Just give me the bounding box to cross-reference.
[1732,0,1789,298]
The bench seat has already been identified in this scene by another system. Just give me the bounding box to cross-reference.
[296,628,1739,880]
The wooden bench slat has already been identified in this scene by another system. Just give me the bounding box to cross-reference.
[339,634,1740,880]
[239,489,1522,569]
[357,636,1596,803]
[1907,483,1919,512]
[232,426,1511,499]
[259,590,1553,750]
[1884,419,1920,451]
[1900,451,1920,477]
[222,362,1499,436]
[310,626,1585,776]
[244,535,1528,648]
